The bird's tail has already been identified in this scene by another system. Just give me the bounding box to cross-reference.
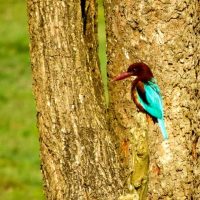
[158,118,168,140]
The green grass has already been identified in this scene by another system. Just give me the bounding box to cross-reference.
[0,0,44,199]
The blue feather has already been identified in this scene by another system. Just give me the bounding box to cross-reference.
[158,119,168,140]
[137,78,168,140]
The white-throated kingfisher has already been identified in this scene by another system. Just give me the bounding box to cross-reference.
[113,62,168,140]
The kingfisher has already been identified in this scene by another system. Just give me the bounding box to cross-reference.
[113,62,168,140]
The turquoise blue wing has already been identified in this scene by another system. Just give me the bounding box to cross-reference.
[137,79,163,119]
[137,79,168,140]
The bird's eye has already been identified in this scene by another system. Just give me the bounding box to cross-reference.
[132,68,137,72]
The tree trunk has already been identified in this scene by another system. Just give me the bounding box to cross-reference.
[104,0,199,199]
[28,0,199,199]
[28,1,123,199]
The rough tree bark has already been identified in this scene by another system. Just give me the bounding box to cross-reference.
[104,0,199,199]
[28,0,124,199]
[28,0,199,199]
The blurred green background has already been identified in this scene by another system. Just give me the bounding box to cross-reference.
[98,0,108,104]
[0,0,44,199]
[0,0,106,199]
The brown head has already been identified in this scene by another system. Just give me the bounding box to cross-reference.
[112,62,154,82]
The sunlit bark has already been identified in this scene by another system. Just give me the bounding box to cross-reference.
[28,0,199,199]
[28,0,123,199]
[104,0,199,199]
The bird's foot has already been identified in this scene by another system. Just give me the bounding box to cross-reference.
[146,114,153,125]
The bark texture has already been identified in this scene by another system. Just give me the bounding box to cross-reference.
[104,0,199,199]
[28,1,123,199]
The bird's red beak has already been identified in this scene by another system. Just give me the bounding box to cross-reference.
[112,72,133,81]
